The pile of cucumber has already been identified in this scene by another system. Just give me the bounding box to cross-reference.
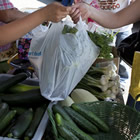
[0,73,50,139]
[0,102,47,139]
[47,104,110,140]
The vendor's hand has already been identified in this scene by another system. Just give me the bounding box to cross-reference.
[45,2,71,22]
[130,0,136,4]
[70,3,90,24]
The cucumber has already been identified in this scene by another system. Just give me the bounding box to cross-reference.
[0,102,9,120]
[58,125,79,140]
[0,89,48,107]
[8,108,33,139]
[63,106,99,134]
[55,113,94,140]
[0,73,28,93]
[8,83,39,93]
[11,107,27,115]
[52,104,76,127]
[47,108,58,139]
[24,104,47,140]
[71,104,110,132]
[1,119,16,137]
[0,110,16,133]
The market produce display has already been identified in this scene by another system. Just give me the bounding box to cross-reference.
[46,103,110,140]
[0,25,123,140]
[71,89,98,103]
[8,83,39,93]
[0,73,28,93]
[0,73,50,139]
[46,101,140,140]
[76,63,121,100]
[87,31,114,59]
[0,102,47,139]
[0,89,47,107]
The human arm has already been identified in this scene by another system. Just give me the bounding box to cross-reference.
[0,0,27,23]
[0,2,71,45]
[0,8,27,23]
[70,0,140,28]
[130,0,136,4]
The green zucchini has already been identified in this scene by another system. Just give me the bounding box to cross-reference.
[0,73,28,93]
[47,108,58,139]
[8,108,33,139]
[1,119,16,137]
[11,107,27,115]
[0,110,16,133]
[58,125,79,140]
[8,83,39,93]
[0,102,9,120]
[0,89,48,107]
[52,104,76,127]
[71,104,110,132]
[55,113,94,140]
[63,106,99,134]
[24,104,47,140]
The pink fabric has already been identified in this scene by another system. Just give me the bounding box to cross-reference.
[0,0,14,10]
[88,0,100,23]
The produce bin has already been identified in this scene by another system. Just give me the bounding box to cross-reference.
[0,74,49,140]
[44,101,140,140]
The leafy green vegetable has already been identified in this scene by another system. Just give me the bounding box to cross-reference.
[87,31,114,59]
[62,25,78,34]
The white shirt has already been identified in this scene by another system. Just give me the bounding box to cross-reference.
[89,0,133,32]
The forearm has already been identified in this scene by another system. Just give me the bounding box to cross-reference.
[0,8,27,23]
[89,7,120,29]
[0,7,47,45]
[89,0,140,29]
[0,2,71,45]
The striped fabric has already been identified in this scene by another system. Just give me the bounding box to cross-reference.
[0,0,14,10]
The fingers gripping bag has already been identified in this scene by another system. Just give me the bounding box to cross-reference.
[28,18,100,101]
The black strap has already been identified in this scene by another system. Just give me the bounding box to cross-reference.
[117,30,140,66]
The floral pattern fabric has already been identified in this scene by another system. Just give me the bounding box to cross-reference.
[18,38,32,60]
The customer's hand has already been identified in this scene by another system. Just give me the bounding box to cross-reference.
[70,3,90,24]
[130,0,136,4]
[44,2,71,22]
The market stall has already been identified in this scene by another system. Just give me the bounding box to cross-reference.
[0,8,139,140]
[0,39,125,140]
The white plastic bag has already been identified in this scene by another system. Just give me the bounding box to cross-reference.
[28,19,100,101]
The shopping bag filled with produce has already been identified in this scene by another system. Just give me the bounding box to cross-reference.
[28,18,100,101]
